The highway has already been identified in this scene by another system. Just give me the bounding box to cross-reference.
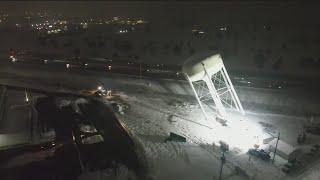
[2,56,316,92]
[3,56,183,80]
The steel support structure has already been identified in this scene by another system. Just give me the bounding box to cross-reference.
[185,61,245,120]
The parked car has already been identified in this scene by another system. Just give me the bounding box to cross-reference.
[94,90,106,97]
[248,148,271,160]
[305,125,320,135]
[281,161,296,173]
[76,123,104,145]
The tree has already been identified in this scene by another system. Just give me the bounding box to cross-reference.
[216,31,223,40]
[98,41,105,48]
[272,56,283,71]
[173,44,182,55]
[148,40,157,55]
[64,39,73,47]
[112,52,119,58]
[90,50,100,57]
[145,24,151,33]
[39,37,47,47]
[74,48,80,58]
[188,47,195,55]
[50,39,58,48]
[163,42,170,50]
[253,50,267,69]
[88,40,96,48]
[282,43,287,50]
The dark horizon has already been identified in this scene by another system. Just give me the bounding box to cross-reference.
[0,1,320,25]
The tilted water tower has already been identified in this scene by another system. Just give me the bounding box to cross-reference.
[182,53,245,120]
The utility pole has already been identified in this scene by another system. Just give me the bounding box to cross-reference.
[218,141,229,180]
[139,62,142,80]
[272,132,280,163]
[219,151,226,180]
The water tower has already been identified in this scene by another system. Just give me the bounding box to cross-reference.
[182,53,245,120]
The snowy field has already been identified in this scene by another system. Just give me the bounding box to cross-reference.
[108,89,285,179]
[106,81,320,180]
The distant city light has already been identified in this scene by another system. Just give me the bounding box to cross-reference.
[220,27,227,31]
[10,55,17,62]
[137,19,144,24]
[119,29,128,33]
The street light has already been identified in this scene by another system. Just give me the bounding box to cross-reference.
[25,89,29,102]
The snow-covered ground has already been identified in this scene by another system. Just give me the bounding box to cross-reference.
[1,64,320,179]
[108,89,287,179]
[103,80,319,179]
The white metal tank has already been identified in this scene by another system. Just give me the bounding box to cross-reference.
[182,53,224,82]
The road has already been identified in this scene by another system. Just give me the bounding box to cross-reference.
[2,56,319,91]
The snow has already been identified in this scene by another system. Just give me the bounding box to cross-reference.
[108,88,287,179]
[56,98,72,108]
[297,159,320,180]
[1,64,320,179]
[75,97,89,105]
[79,163,139,180]
[95,76,319,179]
[269,139,299,160]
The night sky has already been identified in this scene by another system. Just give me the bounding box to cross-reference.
[0,1,319,24]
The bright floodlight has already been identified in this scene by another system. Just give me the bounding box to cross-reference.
[182,53,245,120]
